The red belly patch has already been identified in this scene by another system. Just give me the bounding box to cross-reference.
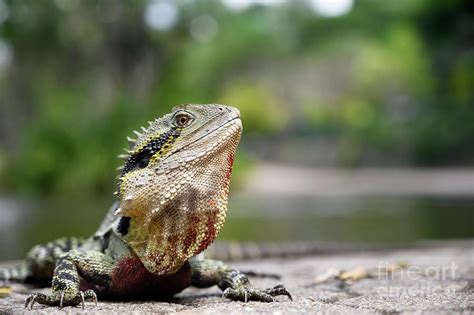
[104,257,191,299]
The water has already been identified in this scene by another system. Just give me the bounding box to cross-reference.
[223,195,474,242]
[0,195,473,260]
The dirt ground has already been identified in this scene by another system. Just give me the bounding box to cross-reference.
[0,240,472,314]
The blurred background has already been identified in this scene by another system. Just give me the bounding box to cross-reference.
[0,0,473,260]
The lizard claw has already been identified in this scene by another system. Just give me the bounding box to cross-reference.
[89,289,98,306]
[223,284,291,303]
[79,290,97,308]
[59,292,65,309]
[80,291,85,310]
[24,289,98,309]
[25,293,37,309]
[264,284,293,301]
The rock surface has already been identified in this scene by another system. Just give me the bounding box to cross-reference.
[0,240,473,314]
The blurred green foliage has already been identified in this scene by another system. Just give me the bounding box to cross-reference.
[0,0,473,199]
[219,82,288,134]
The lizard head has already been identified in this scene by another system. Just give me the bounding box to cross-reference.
[116,104,242,275]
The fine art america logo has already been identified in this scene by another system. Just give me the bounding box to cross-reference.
[375,261,462,297]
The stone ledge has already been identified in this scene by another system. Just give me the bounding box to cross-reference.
[0,240,472,314]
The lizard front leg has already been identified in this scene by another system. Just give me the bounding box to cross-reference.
[25,250,113,309]
[189,258,292,302]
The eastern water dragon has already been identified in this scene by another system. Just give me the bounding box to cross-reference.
[0,104,292,309]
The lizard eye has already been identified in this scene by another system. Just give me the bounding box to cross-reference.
[173,112,195,128]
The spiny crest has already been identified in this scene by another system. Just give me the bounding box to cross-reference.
[127,137,136,148]
[128,115,172,154]
[116,117,163,162]
[115,115,178,187]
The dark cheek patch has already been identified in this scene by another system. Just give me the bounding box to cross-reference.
[121,128,181,176]
[117,216,131,236]
[117,127,181,195]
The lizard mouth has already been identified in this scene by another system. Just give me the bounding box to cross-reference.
[167,116,242,158]
[195,116,242,143]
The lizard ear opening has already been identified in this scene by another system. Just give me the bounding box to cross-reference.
[135,149,151,169]
[122,149,152,174]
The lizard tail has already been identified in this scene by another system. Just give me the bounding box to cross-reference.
[204,241,389,261]
[0,262,29,282]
